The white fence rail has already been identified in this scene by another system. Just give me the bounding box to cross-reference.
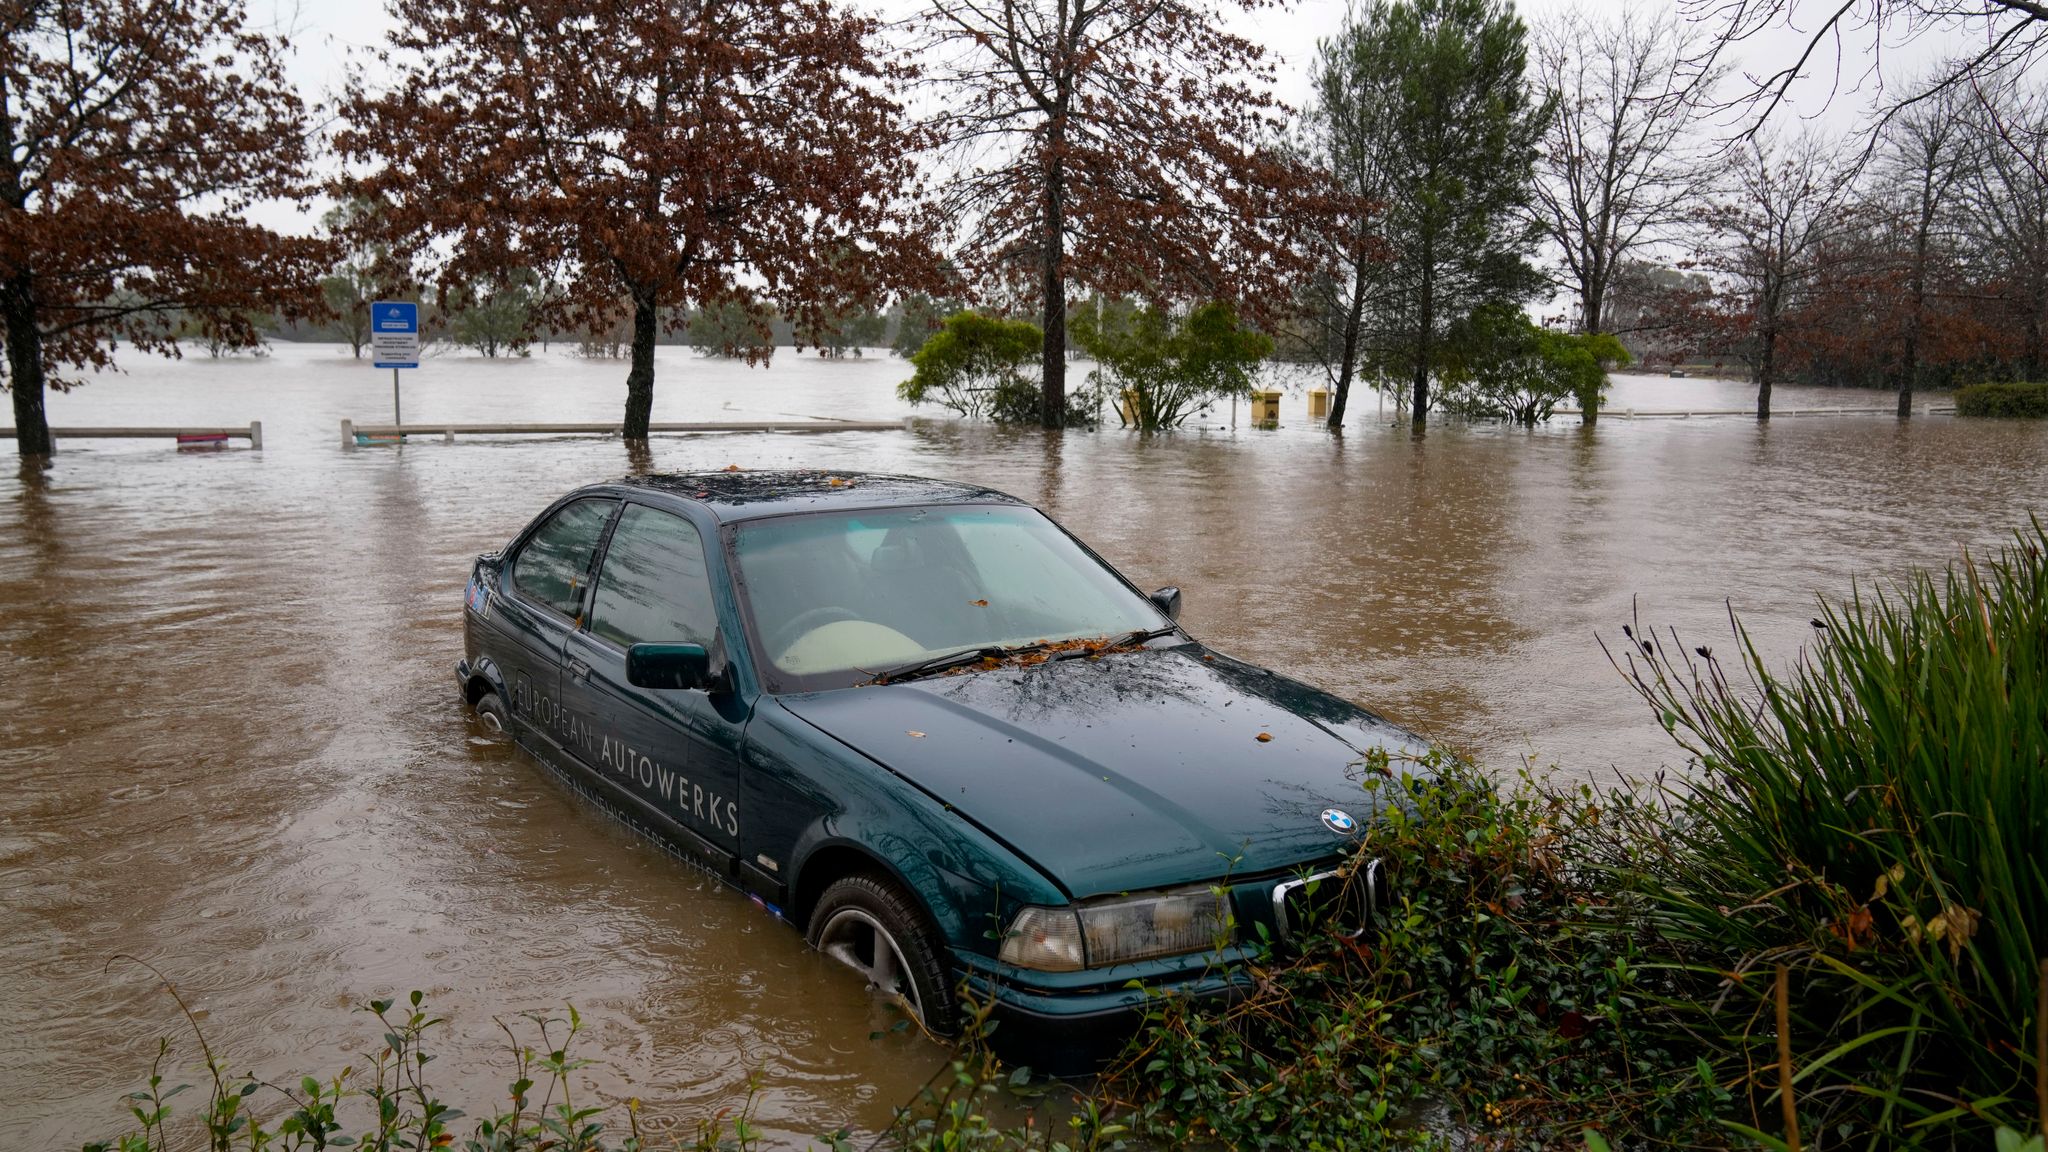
[1,422,263,448]
[340,418,912,447]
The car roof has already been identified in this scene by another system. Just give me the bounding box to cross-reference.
[609,470,1028,523]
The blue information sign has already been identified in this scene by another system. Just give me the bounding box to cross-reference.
[371,301,420,369]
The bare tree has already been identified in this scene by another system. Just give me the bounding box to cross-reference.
[1871,86,1972,415]
[914,0,1310,428]
[1963,82,2048,380]
[1695,133,1860,419]
[1531,6,1717,341]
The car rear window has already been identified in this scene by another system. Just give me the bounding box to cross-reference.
[511,498,616,618]
[588,505,716,649]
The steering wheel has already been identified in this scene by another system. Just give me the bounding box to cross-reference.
[769,605,861,656]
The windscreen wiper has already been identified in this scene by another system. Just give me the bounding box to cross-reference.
[1043,625,1181,664]
[870,641,1053,685]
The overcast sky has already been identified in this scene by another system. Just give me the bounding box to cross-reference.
[252,0,1978,234]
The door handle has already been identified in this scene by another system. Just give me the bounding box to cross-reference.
[568,657,592,682]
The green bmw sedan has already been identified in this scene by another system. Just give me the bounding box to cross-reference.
[456,471,1424,1070]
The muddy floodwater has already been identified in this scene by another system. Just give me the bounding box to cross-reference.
[4,344,2046,1147]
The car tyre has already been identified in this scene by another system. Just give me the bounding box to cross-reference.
[808,873,958,1036]
[472,689,509,736]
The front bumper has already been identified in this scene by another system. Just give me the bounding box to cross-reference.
[970,963,1251,1076]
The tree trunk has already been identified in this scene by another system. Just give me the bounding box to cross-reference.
[2028,277,2046,383]
[1039,145,1068,429]
[1328,251,1370,431]
[1410,342,1429,428]
[624,289,657,440]
[1899,272,1922,418]
[1756,327,1776,422]
[1899,187,1932,419]
[3,274,52,456]
[1582,277,1605,338]
[1411,243,1433,428]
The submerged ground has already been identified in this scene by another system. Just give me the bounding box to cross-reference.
[4,344,2045,1147]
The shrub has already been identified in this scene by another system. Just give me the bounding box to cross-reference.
[1071,300,1271,431]
[1955,381,2048,417]
[1612,517,2048,1144]
[1105,750,1723,1150]
[898,311,1041,421]
[1439,305,1629,424]
[897,311,1096,424]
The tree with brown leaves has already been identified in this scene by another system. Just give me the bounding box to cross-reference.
[916,0,1310,428]
[339,0,930,440]
[0,0,326,456]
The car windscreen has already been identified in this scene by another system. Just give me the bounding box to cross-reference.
[732,504,1168,690]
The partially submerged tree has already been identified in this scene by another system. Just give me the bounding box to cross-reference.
[890,293,962,359]
[1694,133,1858,419]
[1073,301,1272,431]
[898,311,1048,422]
[319,198,406,359]
[1871,86,1972,415]
[445,269,539,358]
[1532,6,1717,341]
[0,0,327,455]
[1327,0,1550,429]
[688,299,776,359]
[916,0,1309,427]
[340,0,930,440]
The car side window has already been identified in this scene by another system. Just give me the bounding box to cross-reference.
[511,499,617,618]
[588,505,717,649]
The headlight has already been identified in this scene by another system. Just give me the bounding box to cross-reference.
[998,886,1233,971]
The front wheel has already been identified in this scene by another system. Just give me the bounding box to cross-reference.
[471,688,509,736]
[808,874,958,1036]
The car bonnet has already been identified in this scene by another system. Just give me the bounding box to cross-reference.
[777,644,1430,898]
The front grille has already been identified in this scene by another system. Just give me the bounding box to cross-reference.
[1271,859,1380,942]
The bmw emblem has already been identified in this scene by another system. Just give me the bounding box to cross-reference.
[1320,808,1358,836]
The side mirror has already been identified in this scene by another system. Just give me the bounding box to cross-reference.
[1148,586,1182,622]
[626,642,714,691]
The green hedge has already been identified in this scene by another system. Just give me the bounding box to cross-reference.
[1954,381,2048,417]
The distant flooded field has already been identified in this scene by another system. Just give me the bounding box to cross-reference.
[4,343,2045,1147]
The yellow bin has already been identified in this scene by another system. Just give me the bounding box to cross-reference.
[1118,388,1141,426]
[1250,390,1282,426]
[1308,389,1330,420]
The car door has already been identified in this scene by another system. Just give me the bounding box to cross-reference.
[561,501,746,869]
[494,497,618,758]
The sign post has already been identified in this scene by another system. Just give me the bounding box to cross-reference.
[371,301,420,428]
